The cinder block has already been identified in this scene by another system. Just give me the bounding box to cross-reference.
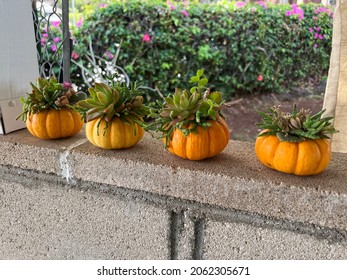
[69,134,347,232]
[0,129,87,175]
[204,220,347,260]
[0,177,170,259]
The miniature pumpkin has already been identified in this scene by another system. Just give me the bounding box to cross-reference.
[255,106,337,176]
[153,70,230,160]
[166,116,229,160]
[86,117,144,149]
[75,81,148,150]
[26,108,83,140]
[255,132,331,175]
[18,76,86,140]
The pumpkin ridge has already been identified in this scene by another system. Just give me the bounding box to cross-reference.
[206,123,212,158]
[273,141,298,174]
[49,109,59,139]
[313,141,322,174]
[58,109,64,137]
[118,118,126,148]
[218,117,230,145]
[41,111,50,139]
[312,139,330,174]
[207,120,221,158]
[26,115,37,138]
[67,108,76,134]
[109,118,116,149]
[220,119,229,152]
[294,140,320,175]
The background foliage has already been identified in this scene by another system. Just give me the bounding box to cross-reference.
[71,1,333,100]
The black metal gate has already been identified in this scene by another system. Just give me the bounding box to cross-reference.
[31,0,71,82]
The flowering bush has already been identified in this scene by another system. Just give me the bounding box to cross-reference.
[72,1,333,100]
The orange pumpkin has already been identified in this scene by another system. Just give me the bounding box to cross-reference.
[165,116,229,160]
[26,107,83,139]
[86,117,144,149]
[255,132,332,176]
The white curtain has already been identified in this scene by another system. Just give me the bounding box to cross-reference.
[323,0,347,153]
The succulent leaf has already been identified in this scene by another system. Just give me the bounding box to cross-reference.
[88,88,97,100]
[96,91,108,105]
[257,105,338,141]
[207,91,222,104]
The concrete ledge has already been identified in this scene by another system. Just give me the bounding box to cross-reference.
[1,129,347,259]
[1,129,346,231]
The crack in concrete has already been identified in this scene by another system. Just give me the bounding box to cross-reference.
[59,139,88,183]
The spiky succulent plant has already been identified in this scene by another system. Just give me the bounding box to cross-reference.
[74,81,149,133]
[150,70,225,145]
[257,105,338,142]
[17,76,87,121]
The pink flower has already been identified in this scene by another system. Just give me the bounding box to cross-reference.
[235,2,246,7]
[285,6,304,20]
[314,44,318,48]
[167,1,175,10]
[256,1,267,9]
[315,26,321,32]
[182,10,189,17]
[42,33,48,38]
[104,51,114,59]
[52,21,60,28]
[76,18,83,27]
[183,0,189,5]
[142,33,151,42]
[313,16,317,21]
[314,33,319,39]
[319,34,324,40]
[63,82,72,89]
[251,7,256,13]
[51,44,57,52]
[309,27,313,33]
[71,52,79,59]
[100,3,107,8]
[257,75,263,82]
[53,37,60,43]
[40,38,46,45]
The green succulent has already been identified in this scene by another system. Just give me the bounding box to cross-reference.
[257,105,338,142]
[150,70,225,145]
[17,76,87,121]
[74,81,149,134]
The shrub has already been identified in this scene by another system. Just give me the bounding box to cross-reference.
[72,1,333,100]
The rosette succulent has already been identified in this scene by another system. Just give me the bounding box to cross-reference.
[74,81,149,149]
[17,76,86,139]
[151,70,230,160]
[255,105,338,175]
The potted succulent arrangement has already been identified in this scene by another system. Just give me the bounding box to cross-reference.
[17,76,86,139]
[255,105,338,175]
[74,80,149,149]
[151,70,230,160]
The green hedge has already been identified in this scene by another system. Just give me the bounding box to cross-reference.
[73,1,333,100]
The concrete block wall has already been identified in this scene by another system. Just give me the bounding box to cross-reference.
[1,130,347,259]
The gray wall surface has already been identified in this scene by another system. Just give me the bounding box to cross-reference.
[1,130,347,259]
